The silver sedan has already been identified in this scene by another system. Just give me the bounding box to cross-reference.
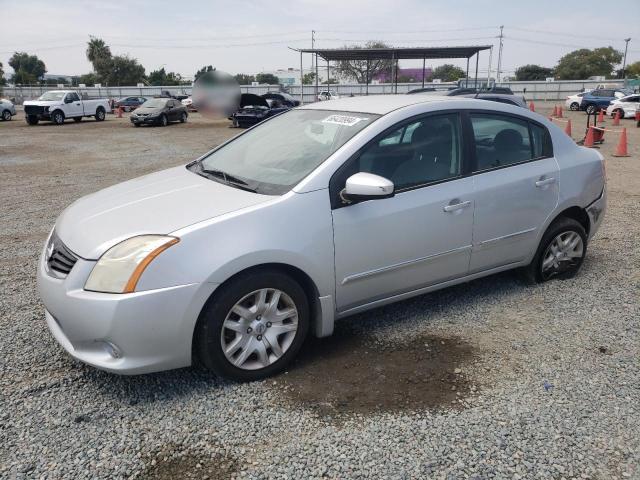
[38,95,606,381]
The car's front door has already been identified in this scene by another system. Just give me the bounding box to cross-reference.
[467,112,559,272]
[331,112,475,312]
[64,92,83,117]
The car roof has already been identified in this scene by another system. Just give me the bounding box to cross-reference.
[300,94,462,114]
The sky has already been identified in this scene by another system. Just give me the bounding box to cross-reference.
[1,0,639,80]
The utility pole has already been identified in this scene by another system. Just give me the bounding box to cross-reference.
[622,37,631,79]
[311,30,315,70]
[496,25,504,83]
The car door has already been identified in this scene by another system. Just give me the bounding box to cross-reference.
[468,112,559,273]
[64,92,83,117]
[331,112,475,312]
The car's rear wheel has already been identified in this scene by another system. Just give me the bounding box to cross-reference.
[522,217,587,283]
[180,112,187,123]
[52,110,65,125]
[2,110,11,121]
[95,108,106,121]
[569,102,580,111]
[26,115,39,125]
[195,270,309,381]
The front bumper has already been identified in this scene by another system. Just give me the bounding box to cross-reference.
[130,115,160,125]
[37,241,218,374]
[586,186,606,240]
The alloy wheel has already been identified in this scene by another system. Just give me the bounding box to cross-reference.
[221,288,298,370]
[541,231,584,280]
[2,110,10,121]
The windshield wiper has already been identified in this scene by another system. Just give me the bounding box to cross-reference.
[199,168,257,192]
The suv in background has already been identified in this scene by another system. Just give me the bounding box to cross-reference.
[580,89,632,114]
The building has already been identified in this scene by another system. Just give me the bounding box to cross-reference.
[374,67,433,83]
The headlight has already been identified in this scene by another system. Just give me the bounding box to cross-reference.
[84,235,179,293]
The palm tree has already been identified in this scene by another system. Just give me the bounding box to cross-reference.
[86,37,111,64]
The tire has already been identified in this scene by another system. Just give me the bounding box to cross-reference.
[1,110,11,121]
[195,270,310,381]
[613,109,625,119]
[159,114,168,127]
[585,104,597,115]
[134,123,141,127]
[52,110,65,125]
[73,117,82,123]
[569,102,580,111]
[26,115,39,125]
[522,217,587,284]
[180,112,187,123]
[95,108,105,122]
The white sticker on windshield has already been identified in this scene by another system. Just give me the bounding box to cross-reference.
[322,114,367,126]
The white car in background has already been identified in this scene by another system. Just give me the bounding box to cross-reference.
[23,90,111,125]
[0,98,17,121]
[317,90,340,101]
[181,97,197,111]
[605,94,640,119]
[565,92,588,111]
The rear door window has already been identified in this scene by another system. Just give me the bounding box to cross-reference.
[470,114,549,171]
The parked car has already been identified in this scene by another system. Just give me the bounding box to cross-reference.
[407,87,438,94]
[38,95,606,381]
[565,92,587,111]
[605,94,640,119]
[317,90,340,101]
[262,91,300,107]
[23,90,111,125]
[0,98,17,121]
[458,93,527,108]
[231,93,290,128]
[447,87,514,96]
[130,98,188,127]
[181,97,197,111]
[115,96,148,112]
[580,88,633,114]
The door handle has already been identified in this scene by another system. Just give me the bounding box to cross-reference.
[443,200,471,212]
[535,177,556,188]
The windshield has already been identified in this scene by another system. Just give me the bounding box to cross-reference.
[195,109,379,195]
[143,98,168,108]
[38,92,65,101]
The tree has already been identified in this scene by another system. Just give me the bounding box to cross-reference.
[624,61,640,78]
[195,65,215,81]
[335,41,393,83]
[148,67,184,86]
[515,64,554,81]
[554,47,623,80]
[322,78,339,84]
[302,72,316,85]
[8,52,46,84]
[432,64,465,82]
[106,55,146,85]
[78,73,99,86]
[0,62,5,86]
[255,73,279,85]
[234,73,255,84]
[86,37,113,81]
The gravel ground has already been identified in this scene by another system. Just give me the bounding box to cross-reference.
[0,106,638,479]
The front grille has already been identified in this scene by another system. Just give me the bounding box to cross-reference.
[46,233,78,278]
[24,105,47,115]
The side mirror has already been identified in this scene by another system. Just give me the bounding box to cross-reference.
[342,172,394,203]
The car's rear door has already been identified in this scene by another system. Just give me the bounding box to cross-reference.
[331,112,475,312]
[467,111,559,272]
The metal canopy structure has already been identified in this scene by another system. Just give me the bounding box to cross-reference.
[290,45,494,104]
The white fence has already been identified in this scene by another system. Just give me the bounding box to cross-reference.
[2,79,630,104]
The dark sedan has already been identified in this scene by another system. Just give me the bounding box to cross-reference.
[115,96,149,112]
[130,98,188,127]
[231,94,290,128]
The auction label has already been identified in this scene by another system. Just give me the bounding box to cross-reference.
[322,115,368,126]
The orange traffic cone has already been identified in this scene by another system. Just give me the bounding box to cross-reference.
[552,105,558,117]
[117,107,123,118]
[557,106,563,118]
[529,101,535,112]
[583,126,596,148]
[564,119,572,137]
[597,108,605,124]
[612,128,630,157]
[613,110,620,126]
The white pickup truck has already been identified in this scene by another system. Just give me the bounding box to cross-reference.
[23,90,111,125]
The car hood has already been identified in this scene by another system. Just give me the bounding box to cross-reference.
[134,106,164,114]
[24,100,62,107]
[55,166,273,259]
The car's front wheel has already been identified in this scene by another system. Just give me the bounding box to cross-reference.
[195,270,309,381]
[523,217,587,283]
[52,110,65,125]
[180,112,187,123]
[1,109,11,121]
[159,114,168,127]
